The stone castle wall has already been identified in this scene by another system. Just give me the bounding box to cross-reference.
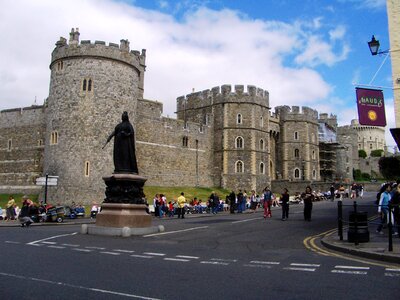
[0,106,45,186]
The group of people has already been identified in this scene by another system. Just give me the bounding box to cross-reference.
[376,181,400,235]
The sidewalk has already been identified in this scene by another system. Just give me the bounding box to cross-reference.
[321,228,400,264]
[0,217,95,227]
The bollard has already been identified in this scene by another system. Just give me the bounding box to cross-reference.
[338,200,343,241]
[389,204,393,252]
[353,201,358,246]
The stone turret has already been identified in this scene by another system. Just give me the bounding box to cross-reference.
[44,28,146,204]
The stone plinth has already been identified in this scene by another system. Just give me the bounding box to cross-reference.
[96,203,151,228]
[103,173,147,204]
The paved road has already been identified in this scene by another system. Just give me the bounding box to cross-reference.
[1,193,399,299]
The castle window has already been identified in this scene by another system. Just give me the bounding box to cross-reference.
[294,148,300,158]
[358,144,361,149]
[235,136,244,149]
[38,139,43,146]
[294,168,301,179]
[312,150,316,160]
[199,124,204,133]
[294,131,299,140]
[182,136,189,147]
[312,169,316,179]
[259,162,265,174]
[57,61,63,71]
[260,116,264,127]
[82,78,93,93]
[237,114,242,124]
[7,139,12,151]
[369,143,373,149]
[260,139,264,150]
[84,161,90,177]
[50,131,58,145]
[235,161,244,173]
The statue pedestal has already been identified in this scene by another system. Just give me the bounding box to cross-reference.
[96,203,151,228]
[83,173,161,236]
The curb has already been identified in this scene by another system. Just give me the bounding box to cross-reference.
[321,236,400,264]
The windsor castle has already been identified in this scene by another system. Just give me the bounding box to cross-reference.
[0,29,387,204]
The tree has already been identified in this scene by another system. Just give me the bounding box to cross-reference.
[379,157,400,180]
[358,149,367,158]
[370,149,384,157]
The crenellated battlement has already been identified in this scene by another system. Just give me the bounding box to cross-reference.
[176,84,269,113]
[274,105,318,123]
[51,28,146,71]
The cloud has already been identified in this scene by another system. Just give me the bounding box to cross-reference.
[0,0,343,119]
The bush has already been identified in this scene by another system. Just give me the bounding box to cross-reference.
[358,150,367,158]
[379,157,400,180]
[370,149,384,157]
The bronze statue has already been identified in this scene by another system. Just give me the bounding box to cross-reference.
[103,111,138,174]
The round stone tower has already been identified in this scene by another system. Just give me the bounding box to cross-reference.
[43,28,146,204]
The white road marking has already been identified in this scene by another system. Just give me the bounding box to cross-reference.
[5,241,20,244]
[47,245,66,249]
[211,258,238,263]
[143,252,165,256]
[243,264,272,269]
[27,232,78,246]
[385,272,400,277]
[232,218,259,224]
[85,246,106,250]
[62,243,80,247]
[0,271,161,299]
[113,249,135,253]
[176,255,199,259]
[42,241,57,245]
[130,254,153,259]
[143,226,209,237]
[72,248,93,253]
[164,258,190,262]
[290,263,320,267]
[334,265,370,270]
[100,251,121,256]
[331,270,368,275]
[250,261,280,265]
[385,268,400,272]
[200,261,229,266]
[284,267,316,272]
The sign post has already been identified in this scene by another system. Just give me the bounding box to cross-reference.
[35,175,58,205]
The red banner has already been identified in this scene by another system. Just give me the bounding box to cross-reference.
[356,88,386,127]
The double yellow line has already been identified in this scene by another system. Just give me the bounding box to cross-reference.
[303,228,398,268]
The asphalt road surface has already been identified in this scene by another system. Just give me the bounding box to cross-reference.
[1,192,399,299]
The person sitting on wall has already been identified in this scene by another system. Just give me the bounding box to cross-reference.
[90,203,99,218]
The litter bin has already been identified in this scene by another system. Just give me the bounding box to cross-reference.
[347,211,369,243]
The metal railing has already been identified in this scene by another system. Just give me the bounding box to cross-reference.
[337,200,398,252]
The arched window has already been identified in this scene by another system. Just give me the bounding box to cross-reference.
[260,116,264,127]
[312,169,316,179]
[259,162,265,174]
[7,139,12,151]
[294,168,300,179]
[259,139,264,150]
[88,79,92,92]
[182,136,188,147]
[235,136,244,149]
[294,148,300,158]
[312,150,316,160]
[236,161,244,173]
[50,131,58,145]
[84,161,90,177]
[294,131,299,140]
[82,79,87,91]
[237,114,242,124]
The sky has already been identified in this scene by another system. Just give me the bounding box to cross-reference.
[0,0,395,148]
